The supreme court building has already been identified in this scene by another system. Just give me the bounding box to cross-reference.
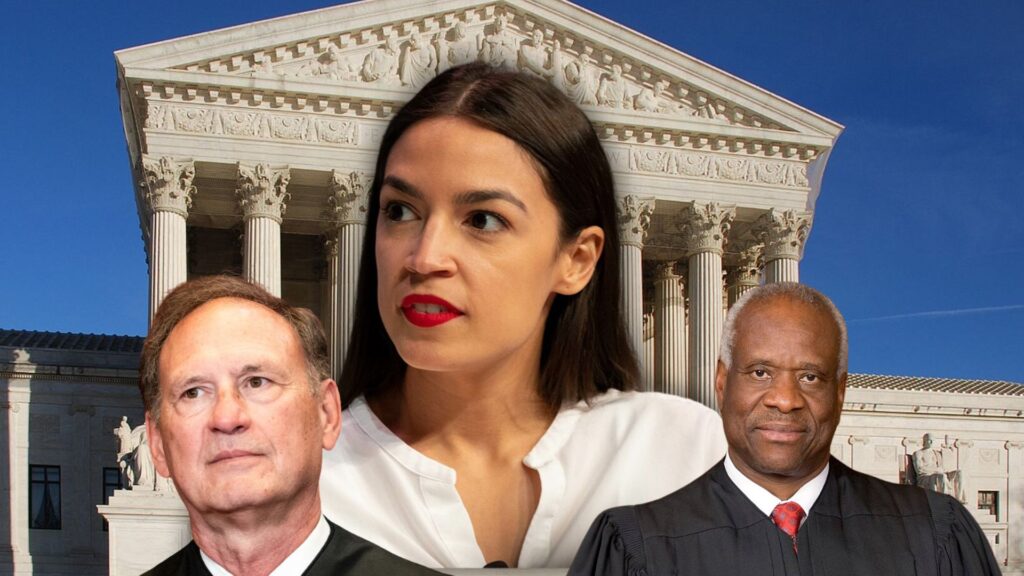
[1,0,1022,573]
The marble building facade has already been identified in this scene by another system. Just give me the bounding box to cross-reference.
[115,0,844,409]
[0,0,1021,574]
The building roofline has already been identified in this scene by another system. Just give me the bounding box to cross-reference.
[848,373,1024,397]
[0,329,144,354]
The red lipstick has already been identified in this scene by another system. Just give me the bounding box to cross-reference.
[401,294,463,327]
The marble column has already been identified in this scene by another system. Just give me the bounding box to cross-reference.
[678,201,734,408]
[237,163,290,296]
[141,156,196,321]
[1007,441,1024,571]
[325,170,371,378]
[642,311,655,392]
[727,242,763,307]
[616,195,655,364]
[752,208,812,284]
[654,262,687,397]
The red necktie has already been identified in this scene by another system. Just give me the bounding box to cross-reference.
[771,501,805,554]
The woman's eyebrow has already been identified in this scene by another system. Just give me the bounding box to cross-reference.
[381,175,421,199]
[453,189,527,213]
[383,174,527,213]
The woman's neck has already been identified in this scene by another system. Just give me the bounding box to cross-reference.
[371,363,554,461]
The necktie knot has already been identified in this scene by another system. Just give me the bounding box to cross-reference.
[771,501,805,553]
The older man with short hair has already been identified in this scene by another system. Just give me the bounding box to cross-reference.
[140,275,439,576]
[570,282,999,575]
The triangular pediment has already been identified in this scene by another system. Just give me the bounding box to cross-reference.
[116,0,841,142]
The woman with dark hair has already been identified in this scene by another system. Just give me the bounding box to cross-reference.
[321,63,726,569]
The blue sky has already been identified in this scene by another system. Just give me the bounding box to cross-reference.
[0,1,1021,382]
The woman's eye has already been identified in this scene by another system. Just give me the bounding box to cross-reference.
[383,202,415,222]
[182,387,201,400]
[467,211,506,232]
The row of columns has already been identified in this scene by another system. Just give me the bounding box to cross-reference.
[140,156,370,378]
[616,196,812,409]
[140,158,811,407]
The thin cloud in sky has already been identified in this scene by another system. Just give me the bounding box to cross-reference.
[850,304,1024,323]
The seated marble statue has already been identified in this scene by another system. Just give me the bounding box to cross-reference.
[320,63,727,569]
[912,433,967,503]
[569,283,1000,576]
[138,275,439,576]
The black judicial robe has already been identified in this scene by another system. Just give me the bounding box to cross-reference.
[144,520,442,576]
[569,457,1000,576]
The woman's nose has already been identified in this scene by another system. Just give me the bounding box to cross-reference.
[405,219,457,276]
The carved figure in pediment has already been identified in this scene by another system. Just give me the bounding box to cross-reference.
[694,91,724,120]
[518,29,551,78]
[438,21,478,70]
[597,64,632,109]
[561,50,599,106]
[253,53,275,75]
[480,14,518,69]
[400,31,438,89]
[634,80,682,114]
[361,34,401,86]
[300,45,360,81]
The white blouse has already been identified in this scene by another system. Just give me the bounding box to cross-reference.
[320,389,727,569]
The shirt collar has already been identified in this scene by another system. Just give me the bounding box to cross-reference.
[199,514,330,575]
[724,454,828,525]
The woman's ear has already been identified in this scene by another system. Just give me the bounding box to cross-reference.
[554,226,604,295]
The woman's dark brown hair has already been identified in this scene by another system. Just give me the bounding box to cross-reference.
[341,62,638,410]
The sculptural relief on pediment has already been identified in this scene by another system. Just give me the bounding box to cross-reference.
[172,6,790,131]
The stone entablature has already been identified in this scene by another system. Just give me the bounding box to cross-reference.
[131,81,827,163]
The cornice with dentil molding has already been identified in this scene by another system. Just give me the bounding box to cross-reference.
[236,163,292,222]
[135,85,822,165]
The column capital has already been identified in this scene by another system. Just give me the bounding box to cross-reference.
[1006,441,1024,451]
[324,236,339,259]
[728,242,763,287]
[616,195,655,248]
[654,261,681,281]
[642,311,655,340]
[677,201,735,256]
[752,208,812,261]
[237,162,291,223]
[327,169,372,226]
[140,156,196,217]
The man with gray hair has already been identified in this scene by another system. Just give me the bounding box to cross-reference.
[140,275,440,575]
[570,282,999,575]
